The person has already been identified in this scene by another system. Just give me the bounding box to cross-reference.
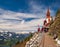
[37,25,40,32]
[38,27,40,32]
[53,33,58,39]
[41,27,44,32]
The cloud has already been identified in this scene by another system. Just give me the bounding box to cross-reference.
[0,8,38,24]
[0,8,45,32]
[0,0,55,32]
[28,0,55,17]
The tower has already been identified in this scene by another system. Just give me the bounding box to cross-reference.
[43,8,51,27]
[43,8,52,32]
[46,8,50,18]
[46,8,51,24]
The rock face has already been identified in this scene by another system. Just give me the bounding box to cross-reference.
[49,9,60,39]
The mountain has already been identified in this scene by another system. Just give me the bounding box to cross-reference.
[0,31,30,47]
[49,9,60,39]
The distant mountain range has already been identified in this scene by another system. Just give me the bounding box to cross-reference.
[0,30,31,47]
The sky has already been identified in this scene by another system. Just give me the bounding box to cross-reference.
[0,0,60,32]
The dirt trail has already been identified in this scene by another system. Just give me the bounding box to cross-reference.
[40,33,57,47]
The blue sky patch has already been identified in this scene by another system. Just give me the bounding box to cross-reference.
[0,0,59,12]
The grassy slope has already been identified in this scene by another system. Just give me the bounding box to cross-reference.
[13,33,33,47]
[49,9,60,39]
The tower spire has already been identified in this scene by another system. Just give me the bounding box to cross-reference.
[46,8,50,18]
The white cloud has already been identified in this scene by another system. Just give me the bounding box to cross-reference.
[0,0,55,32]
[0,8,45,32]
[29,0,55,17]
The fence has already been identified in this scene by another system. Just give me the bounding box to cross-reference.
[25,32,44,47]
